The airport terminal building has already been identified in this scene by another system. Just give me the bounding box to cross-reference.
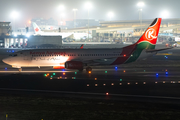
[1,18,180,48]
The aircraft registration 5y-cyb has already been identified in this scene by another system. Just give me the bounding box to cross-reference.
[2,18,172,72]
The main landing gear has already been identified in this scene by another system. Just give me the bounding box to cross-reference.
[18,68,22,72]
[86,67,92,73]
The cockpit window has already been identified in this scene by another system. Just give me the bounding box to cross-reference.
[10,54,17,57]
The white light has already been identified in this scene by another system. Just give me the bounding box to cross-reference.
[61,13,65,18]
[137,2,145,7]
[108,12,114,18]
[14,34,17,37]
[73,9,78,11]
[161,11,170,19]
[11,11,19,19]
[85,2,93,10]
[26,34,30,37]
[58,5,65,11]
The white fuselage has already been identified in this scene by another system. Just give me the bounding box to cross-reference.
[2,48,155,68]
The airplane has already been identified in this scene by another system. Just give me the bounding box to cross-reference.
[32,22,92,40]
[32,22,73,39]
[3,18,172,72]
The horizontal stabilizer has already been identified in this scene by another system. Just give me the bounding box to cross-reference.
[146,47,173,53]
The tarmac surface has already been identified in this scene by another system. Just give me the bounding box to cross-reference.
[0,46,180,104]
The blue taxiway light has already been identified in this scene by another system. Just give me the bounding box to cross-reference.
[12,50,14,53]
[156,73,159,76]
[5,68,7,70]
[166,72,168,75]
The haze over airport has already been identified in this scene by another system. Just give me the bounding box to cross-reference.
[0,0,179,28]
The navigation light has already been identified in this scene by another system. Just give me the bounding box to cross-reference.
[105,71,107,73]
[156,73,159,76]
[53,73,56,75]
[106,92,109,95]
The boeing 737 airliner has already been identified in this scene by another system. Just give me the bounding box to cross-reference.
[3,18,171,72]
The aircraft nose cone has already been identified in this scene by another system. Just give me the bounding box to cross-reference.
[2,58,11,65]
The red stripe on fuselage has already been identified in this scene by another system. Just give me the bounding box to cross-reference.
[111,44,136,65]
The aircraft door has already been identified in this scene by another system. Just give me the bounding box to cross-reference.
[24,52,29,60]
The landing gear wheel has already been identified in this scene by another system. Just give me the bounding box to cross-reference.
[86,67,92,72]
[18,68,22,72]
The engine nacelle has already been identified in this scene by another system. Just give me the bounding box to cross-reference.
[65,61,83,70]
[53,66,65,69]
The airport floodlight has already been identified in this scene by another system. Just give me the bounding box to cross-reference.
[61,13,66,18]
[26,34,30,37]
[11,11,19,19]
[108,12,114,20]
[73,9,78,11]
[14,34,17,37]
[137,2,145,8]
[58,5,65,11]
[28,20,31,24]
[161,11,169,18]
[85,2,93,10]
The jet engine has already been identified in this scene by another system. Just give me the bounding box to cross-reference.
[65,61,83,70]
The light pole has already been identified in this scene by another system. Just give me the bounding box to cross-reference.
[11,11,19,33]
[85,2,92,42]
[107,12,114,42]
[73,9,78,28]
[137,2,144,34]
[60,13,65,28]
[58,5,65,30]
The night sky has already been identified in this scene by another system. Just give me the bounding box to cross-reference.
[0,0,179,27]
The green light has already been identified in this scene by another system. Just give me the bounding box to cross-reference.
[75,72,77,75]
[144,70,145,72]
[53,73,56,75]
[44,74,46,76]
[74,77,76,79]
[120,79,122,81]
[165,56,166,57]
[105,71,107,73]
[51,76,53,78]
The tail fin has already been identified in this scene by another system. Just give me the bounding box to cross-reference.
[32,22,42,34]
[80,44,84,49]
[135,18,162,49]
